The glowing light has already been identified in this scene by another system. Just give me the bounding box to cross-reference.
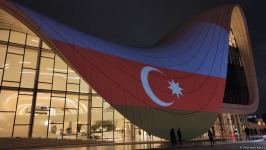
[44,120,48,126]
[31,39,39,42]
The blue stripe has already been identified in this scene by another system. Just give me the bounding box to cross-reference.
[17,5,229,79]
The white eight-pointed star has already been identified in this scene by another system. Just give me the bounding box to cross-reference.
[168,79,183,98]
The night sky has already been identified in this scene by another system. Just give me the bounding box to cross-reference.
[13,0,266,114]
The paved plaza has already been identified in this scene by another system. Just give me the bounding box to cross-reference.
[1,136,265,150]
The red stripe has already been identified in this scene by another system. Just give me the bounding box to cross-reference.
[52,39,226,113]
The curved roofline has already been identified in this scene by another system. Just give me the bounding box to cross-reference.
[220,5,259,114]
[0,1,259,114]
[0,1,259,139]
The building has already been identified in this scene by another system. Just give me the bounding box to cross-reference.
[0,1,258,141]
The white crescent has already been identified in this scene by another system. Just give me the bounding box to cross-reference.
[141,66,175,107]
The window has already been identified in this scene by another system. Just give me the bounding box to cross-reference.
[68,68,80,84]
[78,100,89,124]
[0,90,18,111]
[54,55,67,73]
[91,108,102,139]
[15,95,32,124]
[24,49,38,69]
[92,95,102,107]
[80,79,89,93]
[0,29,9,41]
[63,109,78,137]
[0,44,7,68]
[42,42,51,50]
[8,46,24,55]
[66,94,79,109]
[3,54,23,81]
[0,69,3,83]
[39,57,54,83]
[114,110,124,141]
[53,73,67,91]
[26,34,39,47]
[9,31,26,45]
[32,113,48,138]
[67,83,79,92]
[0,27,151,141]
[20,69,36,88]
[0,112,15,137]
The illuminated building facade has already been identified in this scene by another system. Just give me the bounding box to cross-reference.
[0,1,258,141]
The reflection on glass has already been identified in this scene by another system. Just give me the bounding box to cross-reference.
[66,94,79,109]
[0,90,18,111]
[36,92,50,107]
[15,95,32,124]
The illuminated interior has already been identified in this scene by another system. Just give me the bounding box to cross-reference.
[0,8,158,141]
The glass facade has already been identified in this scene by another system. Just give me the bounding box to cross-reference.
[196,113,247,141]
[0,8,249,142]
[223,31,249,105]
[0,28,159,141]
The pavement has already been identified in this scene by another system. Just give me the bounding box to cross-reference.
[0,136,265,150]
[44,136,266,150]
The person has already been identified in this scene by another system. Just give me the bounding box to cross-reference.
[245,127,250,140]
[233,128,239,141]
[169,128,176,146]
[254,128,257,135]
[208,129,214,146]
[231,131,236,142]
[77,124,81,133]
[50,124,57,134]
[177,128,182,145]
